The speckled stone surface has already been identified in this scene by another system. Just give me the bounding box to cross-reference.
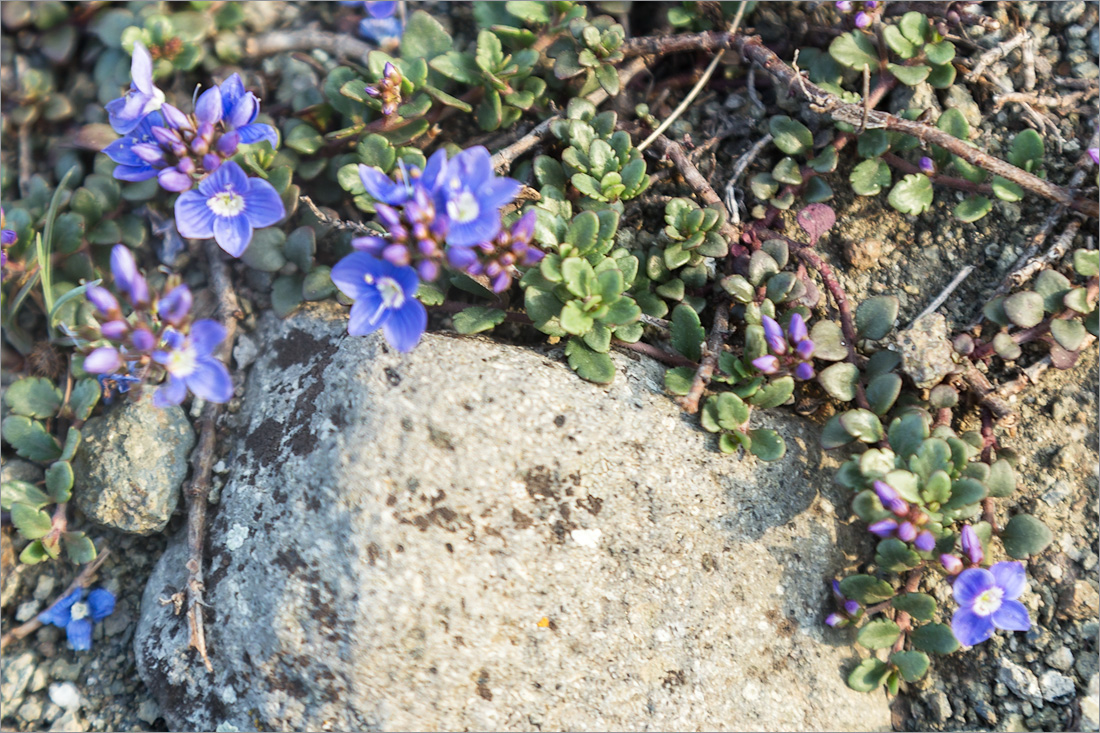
[895,313,958,390]
[135,302,891,732]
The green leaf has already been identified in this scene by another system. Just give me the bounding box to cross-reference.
[62,532,97,564]
[840,574,895,604]
[59,427,80,463]
[911,623,960,654]
[18,540,50,564]
[284,123,323,155]
[888,173,934,215]
[750,376,795,409]
[1007,128,1043,169]
[400,10,453,61]
[883,24,919,59]
[271,275,304,318]
[670,303,705,362]
[856,295,900,339]
[876,537,921,572]
[1,481,53,511]
[810,320,849,361]
[848,658,891,693]
[1001,514,1053,559]
[954,195,992,222]
[5,377,63,418]
[899,11,930,44]
[985,459,1016,498]
[821,413,857,450]
[992,175,1024,202]
[564,337,615,384]
[891,650,930,682]
[857,129,890,159]
[808,145,838,173]
[927,62,956,88]
[748,429,785,461]
[1003,291,1044,328]
[829,31,879,70]
[804,176,834,203]
[1050,319,1086,352]
[857,619,902,650]
[769,115,814,156]
[892,593,936,622]
[240,227,287,272]
[596,63,619,95]
[819,363,859,402]
[992,333,1022,360]
[945,477,987,509]
[453,306,507,335]
[866,373,902,415]
[301,267,335,301]
[924,41,955,66]
[664,366,695,395]
[69,379,100,422]
[840,408,885,442]
[1074,249,1099,278]
[713,392,750,431]
[45,461,73,503]
[505,0,551,22]
[747,250,780,287]
[888,63,931,86]
[936,108,970,140]
[11,503,53,540]
[772,157,803,185]
[849,158,892,196]
[2,416,62,462]
[888,412,929,458]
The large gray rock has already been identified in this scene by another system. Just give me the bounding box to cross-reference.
[72,396,195,535]
[135,303,891,732]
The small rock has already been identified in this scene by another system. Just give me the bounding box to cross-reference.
[998,658,1043,707]
[48,709,84,733]
[1052,1,1086,24]
[843,238,884,270]
[48,682,81,710]
[895,313,957,388]
[1053,444,1084,471]
[1039,670,1075,704]
[1041,481,1072,506]
[1045,646,1074,672]
[1082,674,1099,732]
[943,84,982,127]
[233,334,259,370]
[1,651,36,707]
[29,667,48,694]
[927,690,953,722]
[18,696,44,723]
[974,700,997,726]
[136,699,160,725]
[32,574,57,602]
[1059,580,1100,619]
[71,396,196,535]
[48,659,82,683]
[15,599,41,622]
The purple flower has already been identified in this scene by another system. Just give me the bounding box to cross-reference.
[83,346,123,375]
[788,313,808,344]
[762,315,787,355]
[873,480,909,516]
[835,0,853,10]
[914,530,936,552]
[435,146,521,247]
[854,11,871,27]
[152,320,234,407]
[1,207,16,248]
[105,42,164,134]
[896,521,917,542]
[941,554,963,575]
[826,580,862,628]
[157,285,193,326]
[1089,148,1099,165]
[37,587,116,651]
[794,362,815,381]
[218,73,278,148]
[752,355,780,374]
[104,111,168,182]
[174,161,285,257]
[110,245,149,306]
[951,561,1030,646]
[356,1,403,44]
[868,518,898,538]
[960,524,983,565]
[918,157,936,175]
[331,252,427,352]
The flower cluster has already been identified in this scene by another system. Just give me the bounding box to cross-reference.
[867,480,936,551]
[37,587,116,651]
[1,207,15,279]
[80,246,233,408]
[825,580,864,629]
[835,0,880,28]
[753,313,816,381]
[366,61,404,117]
[335,145,538,351]
[102,42,283,257]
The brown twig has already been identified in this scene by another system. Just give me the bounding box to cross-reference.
[491,56,650,173]
[993,90,1094,110]
[244,27,373,63]
[881,153,994,197]
[180,240,242,673]
[678,302,729,414]
[966,30,1029,81]
[613,338,698,369]
[0,548,111,650]
[906,265,975,329]
[299,195,372,235]
[891,569,924,652]
[623,32,1099,218]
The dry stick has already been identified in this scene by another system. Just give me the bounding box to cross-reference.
[0,549,111,650]
[993,90,1095,109]
[244,28,373,63]
[491,56,650,173]
[725,133,773,225]
[180,240,242,673]
[300,195,373,234]
[613,338,697,369]
[997,333,1096,400]
[624,32,1098,218]
[966,30,1029,81]
[906,265,975,329]
[679,305,729,414]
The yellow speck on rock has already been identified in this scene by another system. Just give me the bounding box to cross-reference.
[537,616,550,628]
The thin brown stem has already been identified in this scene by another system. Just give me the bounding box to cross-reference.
[679,302,729,414]
[613,338,698,369]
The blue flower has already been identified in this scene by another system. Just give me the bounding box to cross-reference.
[152,320,234,407]
[435,146,521,247]
[355,1,403,44]
[951,562,1030,646]
[105,42,165,135]
[331,252,427,352]
[110,245,150,306]
[103,111,169,182]
[37,587,116,651]
[218,74,279,148]
[174,161,285,257]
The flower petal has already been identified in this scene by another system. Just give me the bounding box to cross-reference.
[213,214,253,258]
[990,561,1027,600]
[186,358,234,403]
[86,589,116,621]
[65,618,94,651]
[237,123,279,148]
[228,93,258,129]
[331,252,385,300]
[480,176,522,210]
[189,320,227,356]
[83,347,122,374]
[347,297,386,337]
[131,42,155,96]
[991,599,1030,633]
[243,177,286,229]
[382,299,427,352]
[358,164,408,205]
[953,567,995,607]
[194,86,223,125]
[174,191,216,240]
[157,168,193,193]
[219,73,245,117]
[112,164,157,183]
[153,376,188,408]
[38,588,82,627]
[951,606,994,647]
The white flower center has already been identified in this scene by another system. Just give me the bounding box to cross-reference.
[166,344,198,377]
[70,602,89,621]
[377,277,405,309]
[446,191,480,224]
[207,191,245,217]
[972,587,1004,617]
[143,88,166,115]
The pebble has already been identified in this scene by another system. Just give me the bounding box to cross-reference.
[1039,670,1075,704]
[842,238,884,270]
[1059,580,1100,619]
[1052,0,1087,24]
[927,690,953,722]
[18,696,44,723]
[1082,674,1099,732]
[1041,481,1072,506]
[48,682,81,710]
[973,700,998,726]
[233,334,259,369]
[1,651,36,707]
[136,699,160,725]
[1045,646,1074,672]
[33,574,57,602]
[998,659,1044,707]
[48,659,82,683]
[943,84,982,127]
[15,599,41,622]
[1053,444,1084,470]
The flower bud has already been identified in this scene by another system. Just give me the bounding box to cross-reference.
[83,346,121,374]
[788,313,808,343]
[897,521,918,543]
[216,131,241,157]
[87,286,120,315]
[873,481,909,516]
[854,11,871,27]
[761,315,787,355]
[835,0,853,10]
[919,157,936,175]
[914,530,935,552]
[203,154,222,173]
[825,613,846,628]
[131,328,155,352]
[417,259,440,282]
[795,339,814,360]
[961,524,983,565]
[794,362,815,381]
[382,243,410,266]
[100,320,130,341]
[868,518,898,538]
[940,554,963,575]
[752,355,781,375]
[844,600,861,617]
